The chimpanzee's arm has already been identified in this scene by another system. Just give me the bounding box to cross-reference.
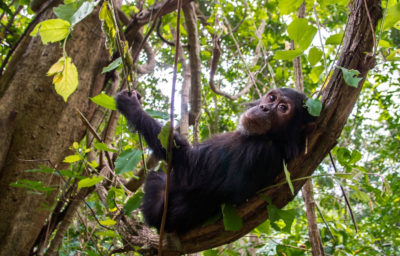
[116,90,188,160]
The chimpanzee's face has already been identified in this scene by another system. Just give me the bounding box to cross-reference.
[238,89,297,135]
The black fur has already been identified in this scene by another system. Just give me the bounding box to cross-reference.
[116,88,315,233]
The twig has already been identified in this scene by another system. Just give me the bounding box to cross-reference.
[376,0,389,53]
[74,107,114,170]
[158,0,182,254]
[156,18,188,48]
[362,0,377,56]
[109,0,133,91]
[76,212,105,256]
[329,152,358,232]
[315,202,336,242]
[313,4,328,77]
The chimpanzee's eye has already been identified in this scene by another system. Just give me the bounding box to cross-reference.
[279,104,288,112]
[269,95,276,101]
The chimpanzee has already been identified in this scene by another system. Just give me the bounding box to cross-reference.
[116,88,315,234]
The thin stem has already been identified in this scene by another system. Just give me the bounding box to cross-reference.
[313,4,328,78]
[329,152,358,232]
[362,0,377,56]
[109,0,132,91]
[158,0,182,254]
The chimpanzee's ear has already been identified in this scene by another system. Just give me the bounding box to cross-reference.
[244,99,261,108]
[302,122,316,135]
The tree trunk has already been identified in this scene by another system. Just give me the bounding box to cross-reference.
[0,5,109,255]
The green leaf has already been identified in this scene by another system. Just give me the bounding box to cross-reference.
[95,230,119,237]
[90,92,117,110]
[78,176,103,189]
[287,18,317,50]
[326,33,343,45]
[278,0,303,14]
[305,98,322,117]
[145,109,170,120]
[10,179,56,193]
[63,154,82,163]
[158,122,171,151]
[53,2,80,22]
[352,190,370,203]
[102,57,122,73]
[124,191,144,214]
[385,49,400,61]
[383,3,400,31]
[106,189,116,210]
[25,165,54,174]
[309,65,324,83]
[203,250,219,256]
[350,150,362,164]
[283,161,294,195]
[69,0,97,26]
[221,203,243,231]
[114,149,142,174]
[93,141,117,153]
[255,220,271,234]
[267,204,296,233]
[30,19,70,44]
[378,39,391,48]
[336,66,362,88]
[308,47,323,66]
[336,147,352,166]
[274,49,302,60]
[99,218,116,226]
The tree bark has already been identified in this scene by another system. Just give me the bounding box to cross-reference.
[302,180,325,256]
[0,4,109,255]
[182,2,201,126]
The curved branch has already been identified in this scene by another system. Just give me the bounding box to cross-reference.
[209,36,245,100]
[133,34,156,75]
[209,19,264,102]
[156,19,176,47]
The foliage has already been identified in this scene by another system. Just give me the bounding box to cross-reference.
[2,0,400,255]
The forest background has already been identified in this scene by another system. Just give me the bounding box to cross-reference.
[0,0,399,255]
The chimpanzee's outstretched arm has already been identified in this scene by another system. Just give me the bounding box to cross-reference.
[116,90,189,160]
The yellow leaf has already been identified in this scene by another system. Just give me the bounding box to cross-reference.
[99,219,117,226]
[63,154,81,163]
[53,73,63,84]
[30,19,70,45]
[54,57,79,102]
[72,142,79,149]
[47,58,65,76]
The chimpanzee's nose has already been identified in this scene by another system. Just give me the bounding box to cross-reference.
[259,104,269,112]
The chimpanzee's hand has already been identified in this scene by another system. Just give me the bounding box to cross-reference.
[116,89,142,115]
